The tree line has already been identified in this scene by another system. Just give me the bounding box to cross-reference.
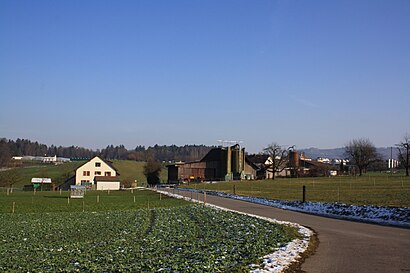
[0,138,213,167]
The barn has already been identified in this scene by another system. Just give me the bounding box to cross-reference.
[167,144,257,183]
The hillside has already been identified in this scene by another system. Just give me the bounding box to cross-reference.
[0,160,168,189]
[111,160,168,186]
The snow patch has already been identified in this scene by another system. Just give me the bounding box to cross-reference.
[176,188,410,228]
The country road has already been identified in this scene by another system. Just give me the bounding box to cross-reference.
[165,189,410,273]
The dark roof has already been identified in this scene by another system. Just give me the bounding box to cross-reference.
[166,161,201,168]
[245,157,259,170]
[94,176,121,182]
[247,154,270,164]
[200,148,224,162]
[104,159,120,175]
[300,159,335,170]
[75,156,120,175]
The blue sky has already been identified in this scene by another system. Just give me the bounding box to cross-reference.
[1,0,409,153]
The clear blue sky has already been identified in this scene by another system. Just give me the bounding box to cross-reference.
[1,0,409,153]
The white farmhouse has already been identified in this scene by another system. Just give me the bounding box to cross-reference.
[75,156,120,190]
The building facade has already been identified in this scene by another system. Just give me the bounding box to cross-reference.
[75,156,119,186]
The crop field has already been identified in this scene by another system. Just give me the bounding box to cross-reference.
[184,173,410,207]
[0,190,298,272]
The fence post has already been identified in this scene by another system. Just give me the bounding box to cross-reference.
[204,192,207,206]
[12,202,15,213]
[302,185,306,203]
[337,187,340,202]
[233,184,236,195]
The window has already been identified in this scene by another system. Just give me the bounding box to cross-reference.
[95,171,101,175]
[104,171,111,176]
[83,171,90,176]
[95,162,101,167]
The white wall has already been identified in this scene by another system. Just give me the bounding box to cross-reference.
[96,182,120,191]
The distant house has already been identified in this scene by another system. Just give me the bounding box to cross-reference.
[247,154,274,179]
[247,151,339,179]
[11,155,70,163]
[75,156,120,190]
[167,144,257,183]
[286,151,338,177]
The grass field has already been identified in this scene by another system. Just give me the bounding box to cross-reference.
[0,189,184,213]
[111,160,168,186]
[183,172,410,207]
[0,190,298,272]
[0,160,169,189]
[0,161,83,188]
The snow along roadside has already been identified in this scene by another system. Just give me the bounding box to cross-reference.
[176,188,410,228]
[155,189,313,273]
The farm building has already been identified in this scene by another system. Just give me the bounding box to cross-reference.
[247,154,275,179]
[74,156,120,190]
[167,144,257,183]
[285,151,337,177]
[94,176,121,190]
[247,150,338,179]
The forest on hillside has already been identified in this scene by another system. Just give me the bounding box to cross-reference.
[0,138,213,167]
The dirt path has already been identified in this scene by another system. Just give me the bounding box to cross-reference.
[166,189,410,273]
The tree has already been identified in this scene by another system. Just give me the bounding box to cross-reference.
[143,160,162,186]
[345,138,380,176]
[263,143,291,180]
[0,169,22,188]
[396,134,410,176]
[0,139,11,167]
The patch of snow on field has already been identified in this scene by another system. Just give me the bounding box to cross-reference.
[174,188,410,228]
[156,189,313,273]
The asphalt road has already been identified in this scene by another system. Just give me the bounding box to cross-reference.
[166,189,410,273]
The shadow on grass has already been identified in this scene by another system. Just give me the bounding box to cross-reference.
[43,196,70,199]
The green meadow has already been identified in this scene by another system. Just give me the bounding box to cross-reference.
[184,172,410,207]
[0,160,168,189]
[0,189,186,214]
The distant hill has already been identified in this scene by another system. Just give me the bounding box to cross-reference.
[300,147,398,160]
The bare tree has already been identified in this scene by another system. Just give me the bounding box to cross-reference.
[396,134,410,176]
[263,143,290,180]
[345,138,380,176]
